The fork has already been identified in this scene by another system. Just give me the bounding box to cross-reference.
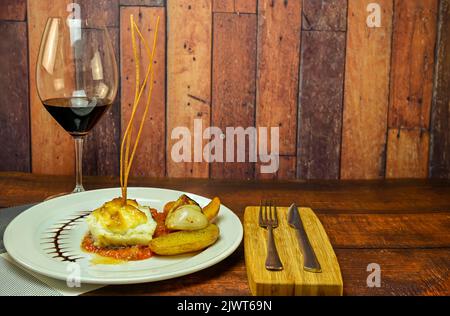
[259,200,283,271]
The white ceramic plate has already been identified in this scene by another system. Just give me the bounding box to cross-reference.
[4,187,243,285]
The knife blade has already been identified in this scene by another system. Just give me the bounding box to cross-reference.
[288,203,322,273]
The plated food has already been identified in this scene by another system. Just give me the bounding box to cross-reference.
[76,14,222,264]
[4,187,243,284]
[81,194,222,262]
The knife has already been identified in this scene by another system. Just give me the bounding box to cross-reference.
[288,203,322,273]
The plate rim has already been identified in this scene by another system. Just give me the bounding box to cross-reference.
[3,187,243,285]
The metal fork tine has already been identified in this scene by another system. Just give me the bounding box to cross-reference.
[263,201,269,226]
[273,202,278,226]
[259,200,265,227]
[270,200,275,225]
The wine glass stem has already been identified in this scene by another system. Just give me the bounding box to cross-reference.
[73,136,85,193]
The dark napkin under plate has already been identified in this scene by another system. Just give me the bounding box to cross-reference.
[0,204,36,253]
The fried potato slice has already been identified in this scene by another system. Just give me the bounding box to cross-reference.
[202,197,221,222]
[148,224,220,255]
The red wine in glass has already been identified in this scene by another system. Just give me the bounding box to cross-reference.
[43,97,112,137]
[37,17,118,195]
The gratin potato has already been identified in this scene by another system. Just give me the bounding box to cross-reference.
[86,198,157,247]
[148,224,220,255]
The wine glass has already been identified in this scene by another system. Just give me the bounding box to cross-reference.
[36,17,118,194]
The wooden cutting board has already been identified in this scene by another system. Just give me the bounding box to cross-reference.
[244,206,343,296]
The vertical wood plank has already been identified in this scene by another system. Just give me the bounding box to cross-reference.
[120,6,166,177]
[234,0,257,14]
[387,0,438,179]
[0,21,30,172]
[28,0,74,175]
[0,0,26,21]
[83,28,121,176]
[257,156,296,180]
[302,0,347,31]
[389,0,438,129]
[76,0,119,27]
[256,0,301,179]
[120,0,165,6]
[341,0,393,179]
[78,1,119,175]
[211,13,257,179]
[167,0,211,178]
[430,0,450,179]
[386,129,430,178]
[213,0,234,12]
[298,31,346,179]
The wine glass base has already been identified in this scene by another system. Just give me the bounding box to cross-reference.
[72,185,86,193]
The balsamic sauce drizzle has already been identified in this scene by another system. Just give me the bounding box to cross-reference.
[41,211,90,262]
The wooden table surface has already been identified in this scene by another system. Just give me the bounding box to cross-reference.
[1,172,449,296]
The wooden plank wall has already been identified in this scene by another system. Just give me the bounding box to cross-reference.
[27,0,74,175]
[0,0,449,180]
[257,0,301,179]
[341,0,392,179]
[82,0,121,176]
[0,0,29,172]
[430,0,450,178]
[211,10,257,179]
[167,0,211,178]
[386,0,438,179]
[120,6,166,177]
[298,0,347,179]
[0,0,27,21]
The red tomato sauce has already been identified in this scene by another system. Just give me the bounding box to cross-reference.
[81,208,169,261]
[81,234,152,261]
[151,208,170,237]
